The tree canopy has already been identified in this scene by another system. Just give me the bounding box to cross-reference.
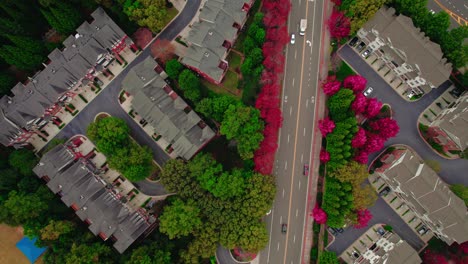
[159,198,202,239]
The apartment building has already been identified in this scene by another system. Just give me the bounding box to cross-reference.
[428,92,468,153]
[33,141,156,253]
[0,7,137,149]
[180,0,254,84]
[356,7,451,99]
[121,57,216,160]
[374,147,468,245]
[341,224,422,264]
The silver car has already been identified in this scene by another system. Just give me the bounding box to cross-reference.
[363,86,373,97]
[290,34,295,44]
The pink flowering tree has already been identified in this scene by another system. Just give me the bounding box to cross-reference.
[369,118,400,140]
[363,133,385,153]
[320,149,331,163]
[351,127,367,148]
[327,10,351,40]
[312,206,328,224]
[318,118,336,136]
[343,75,367,93]
[354,209,372,229]
[364,98,383,119]
[322,76,341,96]
[354,150,369,164]
[351,93,368,114]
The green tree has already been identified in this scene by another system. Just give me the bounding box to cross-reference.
[423,11,450,42]
[165,59,183,79]
[87,117,129,154]
[0,71,15,96]
[344,0,386,34]
[159,159,191,194]
[0,169,20,198]
[64,243,111,264]
[450,184,468,206]
[195,95,239,121]
[44,2,82,35]
[242,37,256,55]
[220,105,264,160]
[40,220,74,241]
[9,149,38,176]
[0,190,49,225]
[353,185,377,210]
[319,251,339,264]
[108,142,153,181]
[0,45,45,70]
[127,243,171,264]
[327,89,355,121]
[5,35,46,55]
[178,69,201,102]
[329,161,368,187]
[159,198,202,239]
[124,0,168,33]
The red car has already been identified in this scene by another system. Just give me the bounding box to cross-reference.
[303,164,309,176]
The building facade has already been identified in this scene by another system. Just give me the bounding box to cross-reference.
[428,92,468,153]
[374,147,468,245]
[356,7,452,98]
[33,140,156,253]
[180,0,254,84]
[0,7,138,149]
[340,224,422,264]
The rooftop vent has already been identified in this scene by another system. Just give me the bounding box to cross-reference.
[208,30,213,35]
[95,26,100,30]
[204,52,210,57]
[140,76,146,81]
[150,96,155,101]
[72,44,76,48]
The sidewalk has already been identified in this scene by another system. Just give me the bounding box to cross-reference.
[301,0,333,263]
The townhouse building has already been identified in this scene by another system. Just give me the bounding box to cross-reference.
[428,92,468,153]
[121,57,216,160]
[180,0,254,84]
[374,147,468,245]
[356,7,452,98]
[0,7,137,149]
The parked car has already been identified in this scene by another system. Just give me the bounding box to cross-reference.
[352,251,360,258]
[349,37,359,47]
[377,227,386,236]
[357,42,366,51]
[361,49,371,58]
[282,223,288,234]
[335,228,344,233]
[379,186,391,196]
[327,227,337,236]
[363,86,373,97]
[418,226,429,235]
[290,34,296,44]
[303,164,309,176]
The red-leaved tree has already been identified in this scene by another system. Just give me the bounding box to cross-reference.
[322,76,341,96]
[354,209,372,229]
[363,133,385,153]
[351,93,368,114]
[320,149,331,163]
[133,27,153,49]
[327,10,351,40]
[150,39,175,63]
[364,98,383,119]
[343,75,367,93]
[351,127,367,148]
[331,0,342,5]
[354,150,369,164]
[369,118,400,140]
[422,250,449,264]
[318,118,336,136]
[312,206,328,224]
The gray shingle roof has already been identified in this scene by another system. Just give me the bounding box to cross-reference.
[200,0,250,25]
[362,7,451,88]
[34,144,152,254]
[0,7,129,147]
[181,45,225,82]
[122,57,215,160]
[377,148,468,244]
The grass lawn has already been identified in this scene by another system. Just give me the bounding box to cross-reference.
[335,61,355,81]
[227,52,242,71]
[163,7,179,25]
[201,72,240,98]
[0,224,41,264]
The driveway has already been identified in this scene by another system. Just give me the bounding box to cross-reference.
[44,0,202,196]
[339,44,468,186]
[216,246,239,264]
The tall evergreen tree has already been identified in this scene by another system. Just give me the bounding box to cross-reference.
[5,35,46,55]
[43,2,82,35]
[0,45,44,70]
[0,71,15,96]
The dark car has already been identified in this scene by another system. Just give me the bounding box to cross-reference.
[335,228,344,233]
[327,227,337,236]
[303,164,309,176]
[357,42,366,51]
[282,223,287,234]
[379,186,391,196]
[349,37,359,46]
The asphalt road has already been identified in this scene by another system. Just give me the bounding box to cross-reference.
[327,44,468,255]
[257,0,326,263]
[427,0,468,28]
[44,0,202,196]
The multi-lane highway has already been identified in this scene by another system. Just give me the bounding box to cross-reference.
[428,0,468,27]
[258,0,328,263]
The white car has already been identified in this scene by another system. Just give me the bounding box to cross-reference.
[290,34,295,44]
[363,87,373,97]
